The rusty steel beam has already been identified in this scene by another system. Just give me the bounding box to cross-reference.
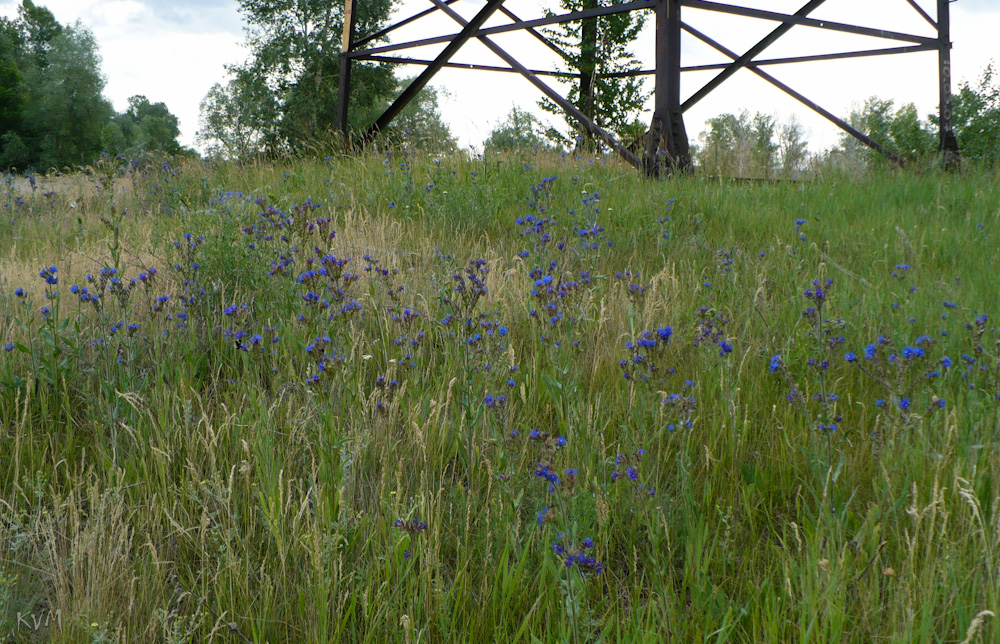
[361,42,938,81]
[680,43,938,71]
[358,0,507,146]
[429,0,643,171]
[682,22,906,166]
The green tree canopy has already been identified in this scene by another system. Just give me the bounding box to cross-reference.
[484,107,553,154]
[19,23,114,170]
[105,95,185,157]
[1,1,186,172]
[539,0,649,149]
[198,71,279,159]
[381,80,457,155]
[200,0,419,156]
[835,97,936,167]
[936,62,1000,166]
[17,0,61,68]
[695,110,782,178]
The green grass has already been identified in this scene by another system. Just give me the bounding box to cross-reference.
[1,150,1000,643]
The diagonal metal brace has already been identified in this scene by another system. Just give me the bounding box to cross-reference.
[351,1,650,59]
[904,0,937,28]
[429,0,643,171]
[682,22,905,166]
[353,0,462,51]
[357,0,507,147]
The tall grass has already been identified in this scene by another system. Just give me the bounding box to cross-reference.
[1,150,999,643]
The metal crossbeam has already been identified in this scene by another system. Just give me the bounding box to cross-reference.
[682,0,828,112]
[352,0,461,51]
[362,42,936,77]
[428,0,643,170]
[338,0,959,174]
[681,21,906,165]
[358,0,507,144]
[349,1,650,59]
[354,54,574,78]
[680,43,938,71]
[682,0,937,45]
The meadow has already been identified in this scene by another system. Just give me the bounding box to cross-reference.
[1,151,1000,643]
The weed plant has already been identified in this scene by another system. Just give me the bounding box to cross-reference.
[1,151,999,643]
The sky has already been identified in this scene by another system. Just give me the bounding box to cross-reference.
[1,0,996,154]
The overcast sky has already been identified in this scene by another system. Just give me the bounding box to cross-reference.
[1,0,996,153]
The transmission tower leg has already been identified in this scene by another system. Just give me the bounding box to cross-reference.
[937,0,960,169]
[337,0,358,149]
[646,0,691,176]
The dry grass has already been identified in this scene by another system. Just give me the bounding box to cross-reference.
[2,152,1000,643]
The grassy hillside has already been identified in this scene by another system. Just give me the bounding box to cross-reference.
[2,152,1000,643]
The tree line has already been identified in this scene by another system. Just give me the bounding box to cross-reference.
[0,1,189,172]
[2,0,997,174]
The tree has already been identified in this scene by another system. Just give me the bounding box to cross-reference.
[105,95,185,157]
[0,55,24,136]
[483,107,553,154]
[1,1,189,171]
[539,0,649,149]
[695,110,780,177]
[777,117,809,179]
[19,23,113,170]
[382,81,457,154]
[1,16,28,161]
[936,62,1000,165]
[17,0,61,69]
[0,132,29,169]
[198,72,279,159]
[837,97,935,167]
[201,0,399,155]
